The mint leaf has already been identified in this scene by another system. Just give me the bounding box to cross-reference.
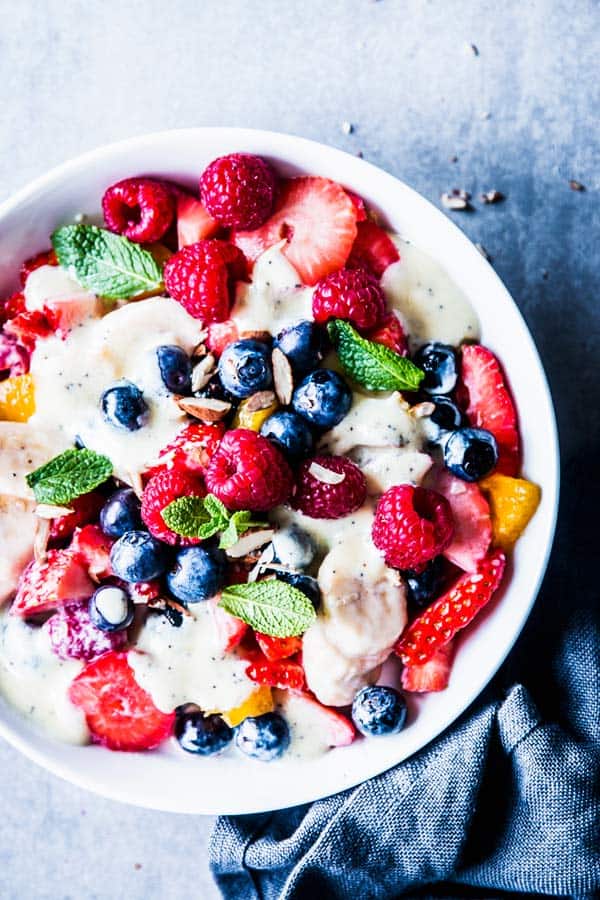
[219,580,316,637]
[218,511,267,550]
[52,224,163,299]
[26,449,112,505]
[203,494,230,524]
[328,319,424,392]
[162,495,226,540]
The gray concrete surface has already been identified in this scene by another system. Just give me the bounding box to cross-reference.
[0,1,598,897]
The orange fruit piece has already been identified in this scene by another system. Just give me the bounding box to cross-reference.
[479,473,541,550]
[0,373,35,421]
[221,685,274,727]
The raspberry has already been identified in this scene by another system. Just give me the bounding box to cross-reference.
[49,490,106,541]
[164,240,247,323]
[20,249,58,287]
[45,600,126,662]
[206,319,239,355]
[200,153,276,230]
[312,267,385,330]
[102,177,175,244]
[141,468,206,546]
[146,422,225,479]
[0,291,26,325]
[293,456,367,519]
[372,485,454,572]
[0,333,29,377]
[4,309,52,350]
[205,428,294,511]
[364,311,408,356]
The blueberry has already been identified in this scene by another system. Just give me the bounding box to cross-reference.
[235,712,290,761]
[275,571,321,610]
[166,545,227,605]
[260,410,314,460]
[271,526,316,570]
[175,706,233,756]
[404,556,446,608]
[101,380,149,431]
[89,585,134,633]
[273,321,326,377]
[413,343,457,395]
[156,344,192,394]
[100,488,142,539]
[218,339,273,399]
[110,530,168,582]
[443,427,498,481]
[292,369,352,429]
[352,685,407,737]
[422,395,464,444]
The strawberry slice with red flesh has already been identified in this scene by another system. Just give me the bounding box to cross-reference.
[345,190,368,221]
[4,310,53,350]
[11,549,95,617]
[347,220,400,278]
[208,594,248,652]
[432,469,492,573]
[146,422,225,480]
[234,176,358,285]
[176,192,220,248]
[20,249,58,287]
[395,548,506,666]
[49,491,106,541]
[69,651,175,751]
[460,345,520,476]
[70,524,113,580]
[363,311,408,356]
[277,690,356,746]
[255,633,302,661]
[401,641,455,693]
[43,295,100,337]
[206,319,239,356]
[246,652,306,691]
[0,291,26,325]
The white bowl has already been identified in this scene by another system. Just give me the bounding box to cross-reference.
[0,128,559,815]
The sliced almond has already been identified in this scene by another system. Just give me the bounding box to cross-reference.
[225,528,275,559]
[125,470,145,498]
[272,347,293,405]
[410,401,435,419]
[33,517,51,563]
[240,329,272,343]
[191,354,216,392]
[309,461,345,485]
[245,390,276,413]
[147,596,192,617]
[35,503,74,519]
[176,396,232,422]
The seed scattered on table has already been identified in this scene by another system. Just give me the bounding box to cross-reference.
[569,180,585,192]
[480,190,505,204]
[441,189,472,211]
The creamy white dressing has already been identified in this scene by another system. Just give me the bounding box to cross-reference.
[29,296,205,484]
[274,689,344,759]
[129,605,255,715]
[24,264,100,314]
[0,610,89,744]
[0,422,68,499]
[231,244,313,334]
[0,496,37,604]
[383,238,480,350]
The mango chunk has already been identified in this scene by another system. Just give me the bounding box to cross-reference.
[480,473,541,550]
[0,374,35,422]
[222,686,274,727]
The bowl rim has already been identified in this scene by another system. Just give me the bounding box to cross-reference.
[0,127,560,814]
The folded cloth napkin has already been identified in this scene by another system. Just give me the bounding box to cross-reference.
[210,482,599,899]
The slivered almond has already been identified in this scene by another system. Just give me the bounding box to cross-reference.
[126,470,145,498]
[245,390,276,413]
[148,596,192,617]
[225,529,275,559]
[309,461,345,485]
[176,396,232,422]
[240,329,272,343]
[35,503,74,519]
[191,354,216,392]
[411,401,435,419]
[33,517,51,563]
[272,347,293,405]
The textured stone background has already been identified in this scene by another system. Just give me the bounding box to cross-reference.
[0,1,598,897]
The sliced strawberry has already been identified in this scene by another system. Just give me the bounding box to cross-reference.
[11,549,94,617]
[395,549,506,666]
[5,309,53,350]
[345,190,368,221]
[401,641,455,692]
[43,295,101,336]
[206,319,239,356]
[69,651,175,751]
[146,422,225,480]
[277,690,356,746]
[255,633,302,661]
[246,652,306,691]
[49,491,106,541]
[0,291,26,325]
[431,469,492,573]
[363,311,408,356]
[208,595,248,652]
[347,220,400,278]
[20,249,58,287]
[234,176,358,285]
[127,579,161,603]
[70,524,113,580]
[176,192,220,248]
[459,345,520,476]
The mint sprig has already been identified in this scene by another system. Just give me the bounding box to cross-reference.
[162,493,267,549]
[219,580,317,637]
[327,319,424,392]
[52,224,163,299]
[26,448,113,505]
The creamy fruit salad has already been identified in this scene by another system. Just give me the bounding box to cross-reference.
[0,154,541,762]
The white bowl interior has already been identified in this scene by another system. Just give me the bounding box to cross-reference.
[0,129,559,814]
